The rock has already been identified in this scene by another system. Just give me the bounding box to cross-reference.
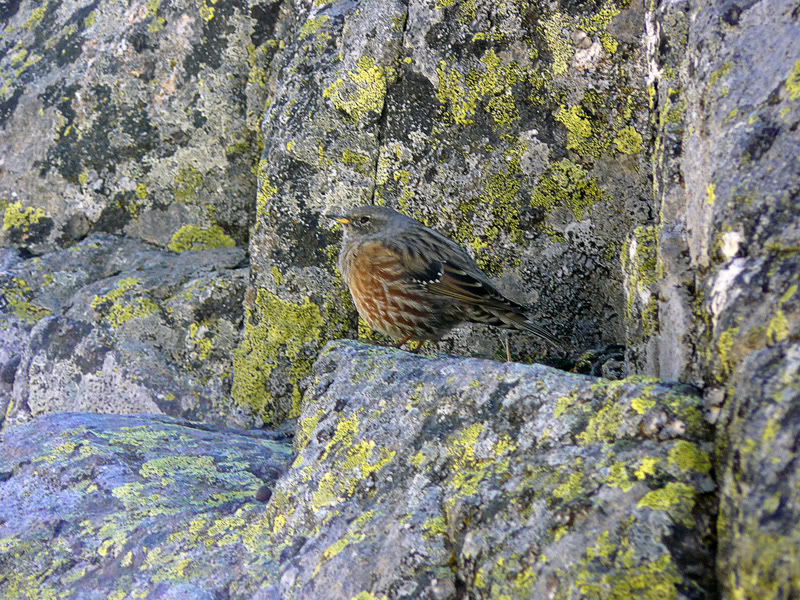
[639,0,800,597]
[0,342,717,599]
[0,234,251,429]
[272,341,716,599]
[0,0,282,254]
[0,0,798,595]
[0,413,293,599]
[235,0,654,423]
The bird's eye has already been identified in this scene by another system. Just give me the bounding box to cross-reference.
[358,216,370,224]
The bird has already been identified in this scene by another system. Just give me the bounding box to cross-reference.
[326,205,560,353]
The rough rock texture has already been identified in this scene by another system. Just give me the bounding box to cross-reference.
[632,1,800,597]
[0,0,282,253]
[0,412,293,599]
[0,234,251,430]
[235,0,653,423]
[0,342,717,599]
[0,0,798,596]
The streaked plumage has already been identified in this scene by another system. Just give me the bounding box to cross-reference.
[327,205,559,348]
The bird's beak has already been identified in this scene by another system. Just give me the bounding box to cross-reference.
[326,213,351,225]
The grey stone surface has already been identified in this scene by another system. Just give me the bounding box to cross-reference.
[0,0,282,254]
[0,234,251,430]
[633,1,800,597]
[0,342,716,599]
[0,412,293,599]
[0,0,797,596]
[235,0,653,424]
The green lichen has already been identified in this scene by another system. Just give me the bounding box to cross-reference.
[422,515,447,539]
[635,456,659,480]
[553,470,584,502]
[299,15,329,39]
[717,326,740,379]
[90,277,159,329]
[2,201,47,232]
[787,60,800,101]
[167,224,235,253]
[145,0,164,32]
[231,289,324,423]
[579,3,621,33]
[578,398,625,445]
[23,2,48,31]
[606,462,634,492]
[435,0,475,22]
[187,321,213,360]
[723,527,800,599]
[556,104,593,153]
[297,409,326,451]
[638,482,697,527]
[630,387,656,414]
[324,56,396,124]
[436,49,523,129]
[709,62,733,88]
[245,43,268,89]
[351,593,387,600]
[197,0,216,22]
[578,552,681,600]
[342,148,372,175]
[667,441,711,475]
[9,49,28,67]
[444,423,499,502]
[766,284,796,343]
[175,168,203,203]
[641,296,659,336]
[256,165,279,220]
[613,126,643,154]
[531,158,609,222]
[314,511,375,575]
[310,418,395,511]
[601,32,618,54]
[2,277,51,324]
[766,310,788,344]
[541,11,572,77]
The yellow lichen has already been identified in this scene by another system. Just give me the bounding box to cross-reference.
[168,224,235,253]
[324,56,395,124]
[2,201,47,232]
[706,183,716,206]
[785,59,800,101]
[232,289,324,423]
[667,441,711,475]
[614,126,643,154]
[90,277,159,329]
[638,482,697,527]
[541,11,572,77]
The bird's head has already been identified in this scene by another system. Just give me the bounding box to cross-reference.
[326,205,410,239]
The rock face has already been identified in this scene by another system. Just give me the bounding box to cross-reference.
[0,342,717,599]
[1,0,799,597]
[0,0,279,254]
[1,234,251,430]
[0,412,293,599]
[234,0,652,423]
[634,1,800,598]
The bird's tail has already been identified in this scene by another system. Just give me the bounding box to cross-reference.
[489,309,561,348]
[464,305,561,348]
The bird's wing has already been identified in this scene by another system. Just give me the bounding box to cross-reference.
[403,254,521,311]
[432,263,526,310]
[392,233,561,347]
[388,230,518,309]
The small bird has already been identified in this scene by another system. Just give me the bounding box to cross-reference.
[327,205,559,352]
